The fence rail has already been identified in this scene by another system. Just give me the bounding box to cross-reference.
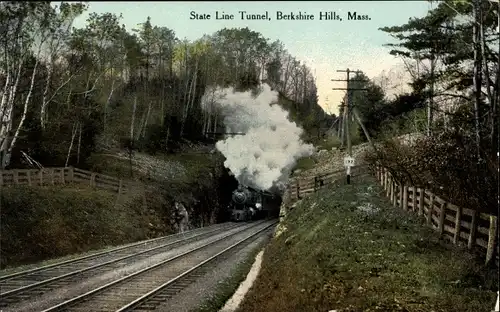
[287,165,367,201]
[0,167,137,195]
[282,163,498,266]
[375,165,498,265]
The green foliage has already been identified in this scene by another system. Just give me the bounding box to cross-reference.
[364,121,498,215]
[378,0,499,136]
[343,72,426,143]
[349,72,387,120]
[0,4,326,168]
[377,108,427,140]
[366,0,499,218]
[347,69,427,141]
[294,157,317,171]
[315,135,341,150]
[238,175,498,312]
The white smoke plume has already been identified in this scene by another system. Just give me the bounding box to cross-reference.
[201,84,315,192]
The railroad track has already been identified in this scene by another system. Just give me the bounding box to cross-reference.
[0,222,243,308]
[41,219,276,312]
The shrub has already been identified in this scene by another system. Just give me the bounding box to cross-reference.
[364,129,498,216]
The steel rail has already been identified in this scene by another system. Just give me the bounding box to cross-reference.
[0,222,232,281]
[116,220,277,311]
[0,223,241,301]
[40,220,271,312]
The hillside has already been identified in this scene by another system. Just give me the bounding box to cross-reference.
[0,145,238,269]
[0,3,330,269]
[236,144,498,312]
[277,91,334,142]
[0,81,324,269]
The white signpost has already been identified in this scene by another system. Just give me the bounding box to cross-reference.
[344,156,355,167]
[344,156,355,184]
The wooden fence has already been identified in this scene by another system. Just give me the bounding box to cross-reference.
[0,167,137,195]
[375,165,498,266]
[287,164,368,203]
[282,163,498,266]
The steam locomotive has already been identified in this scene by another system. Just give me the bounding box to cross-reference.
[229,185,274,222]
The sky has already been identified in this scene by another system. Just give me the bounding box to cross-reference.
[71,1,435,114]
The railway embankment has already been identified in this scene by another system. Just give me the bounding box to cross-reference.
[235,144,498,312]
[0,221,275,311]
[0,146,236,270]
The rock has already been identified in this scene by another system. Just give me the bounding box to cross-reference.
[356,202,379,215]
[275,224,287,237]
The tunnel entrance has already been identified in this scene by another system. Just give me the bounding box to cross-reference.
[262,192,282,219]
[216,167,239,223]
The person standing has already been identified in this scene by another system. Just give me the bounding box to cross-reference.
[175,202,189,233]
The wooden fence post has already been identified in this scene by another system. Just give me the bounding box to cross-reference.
[90,173,96,187]
[27,171,32,186]
[399,184,403,208]
[382,168,385,188]
[384,169,388,190]
[427,193,434,225]
[411,187,416,212]
[296,180,301,200]
[387,174,392,197]
[393,183,398,207]
[486,216,498,265]
[403,185,408,211]
[118,179,123,195]
[453,205,462,244]
[468,210,478,249]
[50,168,55,185]
[396,183,401,207]
[392,182,396,206]
[13,170,19,184]
[288,183,292,207]
[418,188,424,216]
[69,167,74,183]
[399,184,404,209]
[438,202,446,236]
[389,179,394,203]
[60,169,65,184]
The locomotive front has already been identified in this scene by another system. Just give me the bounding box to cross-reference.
[230,185,259,221]
[232,186,251,205]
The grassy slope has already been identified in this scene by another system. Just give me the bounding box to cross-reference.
[237,174,498,312]
[1,148,224,269]
[0,185,163,269]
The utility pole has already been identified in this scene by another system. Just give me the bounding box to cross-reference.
[337,99,345,145]
[331,68,366,184]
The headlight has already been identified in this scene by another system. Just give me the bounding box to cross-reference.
[255,203,262,209]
